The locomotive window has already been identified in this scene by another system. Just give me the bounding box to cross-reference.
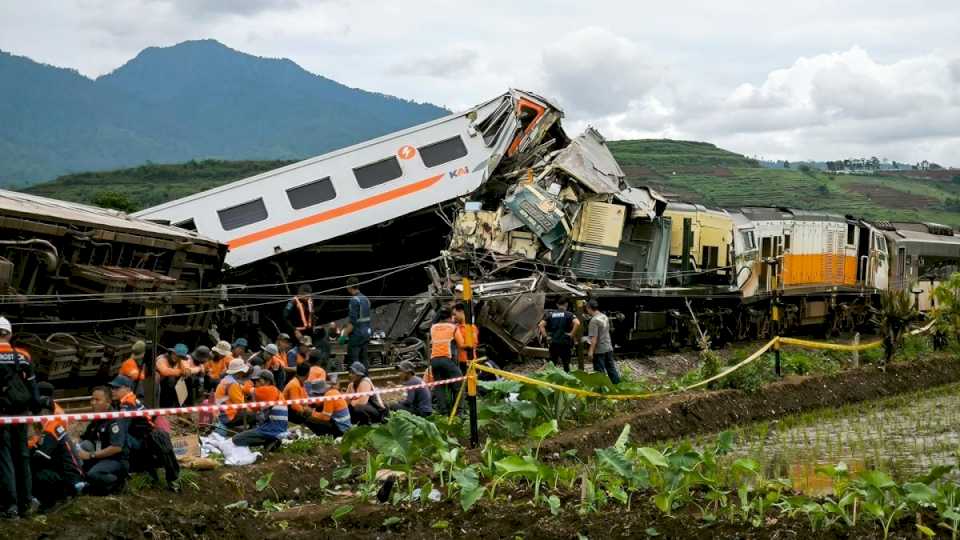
[701,246,719,269]
[286,177,336,210]
[218,198,268,231]
[784,233,791,251]
[741,230,757,250]
[419,136,468,168]
[354,157,403,189]
[846,224,856,245]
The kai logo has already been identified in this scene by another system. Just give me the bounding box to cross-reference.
[396,145,416,160]
[449,166,469,178]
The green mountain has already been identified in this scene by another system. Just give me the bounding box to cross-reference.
[22,139,960,227]
[0,40,447,187]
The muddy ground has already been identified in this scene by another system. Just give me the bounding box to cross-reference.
[3,356,957,540]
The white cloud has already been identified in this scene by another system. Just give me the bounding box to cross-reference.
[386,47,479,78]
[540,27,664,117]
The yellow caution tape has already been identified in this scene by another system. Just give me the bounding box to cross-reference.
[445,319,937,408]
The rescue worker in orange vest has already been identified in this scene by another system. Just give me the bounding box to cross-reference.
[0,316,41,518]
[452,303,479,368]
[285,284,314,341]
[205,341,232,393]
[233,371,288,451]
[30,383,83,510]
[306,350,327,383]
[118,340,147,395]
[282,363,331,436]
[110,375,180,491]
[265,342,286,389]
[155,344,188,408]
[214,359,252,436]
[306,376,352,437]
[428,307,463,415]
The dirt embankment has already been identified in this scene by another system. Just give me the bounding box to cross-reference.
[542,358,960,456]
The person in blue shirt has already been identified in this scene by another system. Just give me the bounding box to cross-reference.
[339,277,372,369]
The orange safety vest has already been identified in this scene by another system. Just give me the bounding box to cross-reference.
[293,297,313,331]
[119,356,146,381]
[215,375,244,421]
[267,353,286,371]
[430,322,458,359]
[456,323,479,364]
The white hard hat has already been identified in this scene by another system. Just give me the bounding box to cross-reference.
[0,317,11,335]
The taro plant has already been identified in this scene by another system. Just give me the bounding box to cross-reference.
[871,289,919,365]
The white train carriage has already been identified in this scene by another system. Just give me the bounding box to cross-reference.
[881,222,960,311]
[135,90,563,268]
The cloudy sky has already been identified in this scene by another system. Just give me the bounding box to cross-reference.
[2,0,959,165]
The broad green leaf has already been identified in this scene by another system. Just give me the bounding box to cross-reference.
[255,472,273,492]
[596,448,635,479]
[916,523,936,538]
[333,466,353,481]
[732,458,760,475]
[478,379,522,394]
[715,431,734,454]
[653,493,672,514]
[452,465,480,491]
[636,447,668,468]
[614,424,631,451]
[943,509,960,521]
[862,501,885,518]
[495,455,541,478]
[546,494,561,515]
[382,516,402,527]
[919,465,954,485]
[338,424,373,457]
[460,485,486,511]
[904,482,939,504]
[859,470,896,490]
[332,505,353,522]
[645,527,661,537]
[530,419,559,441]
[572,370,613,389]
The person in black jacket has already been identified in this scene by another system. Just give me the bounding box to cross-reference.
[0,316,40,519]
[77,387,128,495]
[30,392,84,510]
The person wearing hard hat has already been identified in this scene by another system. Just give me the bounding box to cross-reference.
[0,316,41,518]
[118,340,147,396]
[214,358,251,436]
[205,341,232,393]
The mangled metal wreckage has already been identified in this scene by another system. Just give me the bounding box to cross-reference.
[128,89,675,362]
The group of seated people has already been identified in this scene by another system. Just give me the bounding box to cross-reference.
[30,376,179,510]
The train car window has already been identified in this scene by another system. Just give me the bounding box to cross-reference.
[354,157,403,189]
[218,198,268,231]
[784,233,791,251]
[286,177,336,210]
[846,224,856,246]
[741,230,756,250]
[419,136,468,168]
[173,218,197,232]
[701,246,719,269]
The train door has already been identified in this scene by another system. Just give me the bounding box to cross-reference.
[871,231,889,290]
[895,246,907,290]
[857,224,870,285]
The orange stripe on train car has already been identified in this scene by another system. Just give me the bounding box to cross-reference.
[782,254,858,287]
[228,173,445,249]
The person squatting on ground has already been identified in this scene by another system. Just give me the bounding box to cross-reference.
[214,359,254,436]
[205,341,232,393]
[30,383,83,511]
[586,299,620,384]
[391,361,432,417]
[111,376,180,491]
[118,340,147,396]
[233,370,288,450]
[283,363,340,436]
[539,297,581,372]
[428,307,463,415]
[345,362,386,425]
[339,277,372,369]
[0,316,41,519]
[77,387,127,495]
[305,376,352,437]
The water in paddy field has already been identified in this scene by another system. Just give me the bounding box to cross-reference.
[689,383,960,496]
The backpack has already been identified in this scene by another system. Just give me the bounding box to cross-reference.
[1,351,32,413]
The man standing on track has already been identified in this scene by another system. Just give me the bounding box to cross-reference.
[339,277,372,369]
[0,316,40,518]
[539,298,581,372]
[585,299,620,385]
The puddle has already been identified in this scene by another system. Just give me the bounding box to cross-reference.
[685,382,960,495]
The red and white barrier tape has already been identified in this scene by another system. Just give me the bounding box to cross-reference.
[0,376,466,425]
